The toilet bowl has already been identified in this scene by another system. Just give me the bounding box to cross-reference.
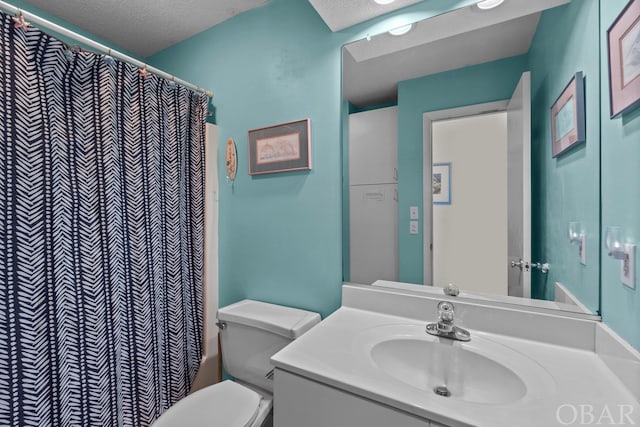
[152,300,321,427]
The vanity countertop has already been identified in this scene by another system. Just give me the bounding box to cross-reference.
[271,307,640,427]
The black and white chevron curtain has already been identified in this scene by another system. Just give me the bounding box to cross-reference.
[0,11,206,427]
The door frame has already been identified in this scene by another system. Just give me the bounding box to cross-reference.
[506,72,532,298]
[422,100,509,285]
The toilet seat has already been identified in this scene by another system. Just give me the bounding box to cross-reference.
[152,380,261,427]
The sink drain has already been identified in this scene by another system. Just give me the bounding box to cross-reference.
[433,385,451,397]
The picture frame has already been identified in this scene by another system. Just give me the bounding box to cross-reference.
[607,0,640,118]
[432,163,451,205]
[550,72,586,158]
[248,119,311,175]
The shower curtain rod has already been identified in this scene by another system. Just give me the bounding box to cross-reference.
[0,0,213,98]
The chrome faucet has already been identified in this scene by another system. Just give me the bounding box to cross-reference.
[426,301,471,342]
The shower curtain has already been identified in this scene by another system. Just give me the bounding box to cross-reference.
[0,12,206,427]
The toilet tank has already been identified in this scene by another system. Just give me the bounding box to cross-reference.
[217,300,321,393]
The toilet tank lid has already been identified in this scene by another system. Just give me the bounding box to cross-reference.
[217,300,321,339]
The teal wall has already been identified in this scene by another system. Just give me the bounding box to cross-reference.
[528,0,600,313]
[149,0,478,318]
[396,55,529,283]
[151,0,344,318]
[600,0,640,349]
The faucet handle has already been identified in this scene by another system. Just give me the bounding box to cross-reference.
[443,283,459,296]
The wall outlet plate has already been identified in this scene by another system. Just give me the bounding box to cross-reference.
[409,221,418,235]
[621,244,635,289]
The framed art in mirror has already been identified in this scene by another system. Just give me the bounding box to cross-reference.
[432,163,451,205]
[607,0,640,118]
[248,119,311,175]
[551,72,586,157]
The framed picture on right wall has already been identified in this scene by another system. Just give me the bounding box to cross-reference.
[551,72,586,157]
[607,0,640,118]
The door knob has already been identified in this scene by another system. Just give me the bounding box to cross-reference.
[510,259,525,270]
[531,262,550,273]
[510,259,544,272]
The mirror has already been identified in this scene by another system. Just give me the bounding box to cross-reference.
[342,0,601,318]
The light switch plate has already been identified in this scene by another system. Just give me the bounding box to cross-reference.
[409,221,418,234]
[621,244,635,289]
[410,206,419,220]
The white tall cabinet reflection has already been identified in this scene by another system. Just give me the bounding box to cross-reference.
[348,106,398,284]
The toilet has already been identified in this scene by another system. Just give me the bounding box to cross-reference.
[152,299,321,427]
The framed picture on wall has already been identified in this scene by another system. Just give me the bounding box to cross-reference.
[248,119,311,175]
[550,72,586,157]
[607,0,640,118]
[432,163,451,205]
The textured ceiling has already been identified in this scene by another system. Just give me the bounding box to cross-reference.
[20,0,269,57]
[18,0,572,65]
[307,0,422,32]
[20,0,423,57]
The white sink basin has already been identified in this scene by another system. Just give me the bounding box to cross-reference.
[354,324,556,406]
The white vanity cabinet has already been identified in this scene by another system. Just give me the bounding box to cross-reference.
[271,286,640,427]
[274,369,449,427]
